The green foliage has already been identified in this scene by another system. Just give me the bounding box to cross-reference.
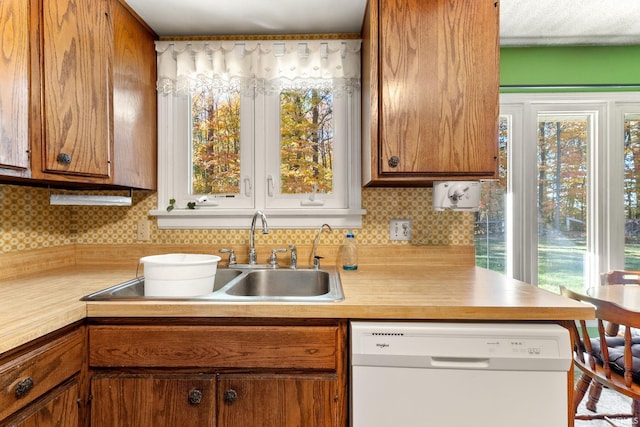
[537,118,588,232]
[191,89,241,195]
[190,86,335,197]
[624,117,640,220]
[476,115,640,290]
[279,88,334,194]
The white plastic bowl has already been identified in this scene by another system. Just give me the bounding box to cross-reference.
[140,253,221,297]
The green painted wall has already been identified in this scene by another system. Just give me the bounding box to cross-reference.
[500,45,640,91]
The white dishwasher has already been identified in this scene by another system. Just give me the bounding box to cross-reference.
[351,322,572,427]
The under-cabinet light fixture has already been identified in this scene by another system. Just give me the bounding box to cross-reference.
[49,190,133,206]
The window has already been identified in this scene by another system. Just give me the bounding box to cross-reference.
[623,112,640,270]
[478,92,640,293]
[535,111,591,293]
[474,115,509,275]
[191,87,242,196]
[151,40,364,228]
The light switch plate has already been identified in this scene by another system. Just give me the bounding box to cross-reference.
[390,219,411,241]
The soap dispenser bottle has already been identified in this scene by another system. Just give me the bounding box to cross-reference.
[342,231,358,271]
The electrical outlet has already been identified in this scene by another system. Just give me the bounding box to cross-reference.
[389,219,411,241]
[137,219,151,241]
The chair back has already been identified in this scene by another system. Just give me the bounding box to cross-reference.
[598,270,640,335]
[601,270,640,286]
[560,286,640,390]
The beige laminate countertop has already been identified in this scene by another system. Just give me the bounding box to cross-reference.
[0,263,594,355]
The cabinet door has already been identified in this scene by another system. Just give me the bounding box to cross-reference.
[111,0,157,190]
[364,0,499,185]
[217,374,341,427]
[2,381,79,427]
[41,0,112,178]
[90,375,216,427]
[0,328,83,422]
[0,0,30,176]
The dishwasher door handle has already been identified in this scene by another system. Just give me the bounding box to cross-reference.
[430,357,491,369]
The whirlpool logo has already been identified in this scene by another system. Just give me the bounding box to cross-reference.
[375,343,390,349]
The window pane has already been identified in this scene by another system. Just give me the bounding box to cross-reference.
[191,88,241,195]
[624,113,640,269]
[280,88,333,195]
[537,115,588,293]
[475,116,508,273]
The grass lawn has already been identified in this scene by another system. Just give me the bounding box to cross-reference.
[475,235,640,293]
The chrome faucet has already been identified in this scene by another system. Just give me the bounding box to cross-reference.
[249,210,269,264]
[311,223,332,269]
[219,248,237,266]
[289,245,297,269]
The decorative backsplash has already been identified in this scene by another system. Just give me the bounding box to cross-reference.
[0,185,73,252]
[0,184,473,253]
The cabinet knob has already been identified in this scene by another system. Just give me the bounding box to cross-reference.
[388,156,399,168]
[188,389,203,405]
[57,153,72,164]
[15,377,34,399]
[223,388,238,404]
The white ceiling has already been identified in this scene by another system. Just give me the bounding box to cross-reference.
[125,0,367,36]
[125,0,640,46]
[500,0,640,46]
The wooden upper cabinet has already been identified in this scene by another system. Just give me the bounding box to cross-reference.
[362,0,500,186]
[40,0,112,179]
[111,0,157,190]
[0,0,30,177]
[15,0,158,189]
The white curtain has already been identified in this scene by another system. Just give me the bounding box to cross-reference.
[156,39,361,96]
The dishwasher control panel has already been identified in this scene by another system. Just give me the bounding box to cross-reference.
[358,334,560,357]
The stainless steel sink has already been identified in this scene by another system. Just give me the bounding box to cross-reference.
[226,270,330,296]
[82,268,243,300]
[82,266,344,303]
[216,268,343,302]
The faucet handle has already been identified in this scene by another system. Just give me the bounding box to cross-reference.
[289,245,297,269]
[269,248,287,266]
[219,248,236,266]
[313,255,323,270]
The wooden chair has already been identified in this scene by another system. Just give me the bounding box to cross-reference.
[560,285,640,423]
[600,270,640,286]
[595,271,640,342]
[587,270,640,411]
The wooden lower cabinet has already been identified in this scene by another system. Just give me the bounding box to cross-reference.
[87,320,348,427]
[90,373,340,427]
[0,326,84,427]
[91,375,216,426]
[217,373,340,427]
[3,380,79,427]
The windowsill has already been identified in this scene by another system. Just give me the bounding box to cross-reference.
[149,208,366,229]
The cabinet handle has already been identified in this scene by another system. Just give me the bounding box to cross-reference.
[57,153,72,164]
[388,156,399,168]
[15,377,34,399]
[188,389,203,405]
[223,388,238,404]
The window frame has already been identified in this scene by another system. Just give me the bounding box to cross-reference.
[498,92,640,290]
[262,87,350,210]
[151,83,365,229]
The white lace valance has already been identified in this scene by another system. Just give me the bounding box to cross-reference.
[156,39,362,96]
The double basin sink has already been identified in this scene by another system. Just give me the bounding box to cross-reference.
[82,266,344,303]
